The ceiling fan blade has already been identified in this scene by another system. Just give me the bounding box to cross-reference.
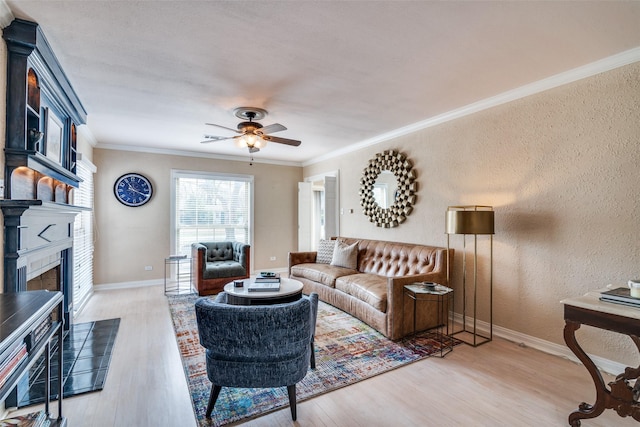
[200,135,239,144]
[258,123,287,135]
[205,122,241,134]
[261,135,302,147]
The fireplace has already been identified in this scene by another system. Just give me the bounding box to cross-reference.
[27,266,60,292]
[1,201,83,326]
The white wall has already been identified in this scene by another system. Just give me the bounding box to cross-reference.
[304,62,640,365]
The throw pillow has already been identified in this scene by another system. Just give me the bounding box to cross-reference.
[316,239,336,264]
[330,240,358,269]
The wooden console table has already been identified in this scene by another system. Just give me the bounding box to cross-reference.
[562,290,640,426]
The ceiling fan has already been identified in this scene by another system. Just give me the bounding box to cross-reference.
[201,107,302,153]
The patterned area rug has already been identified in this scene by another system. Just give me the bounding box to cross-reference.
[168,294,458,427]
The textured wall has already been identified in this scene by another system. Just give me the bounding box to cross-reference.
[305,62,640,364]
[92,149,302,285]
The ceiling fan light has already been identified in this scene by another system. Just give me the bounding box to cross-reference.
[246,134,257,146]
[204,107,299,152]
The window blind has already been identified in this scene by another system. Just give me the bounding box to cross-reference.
[172,171,253,257]
[73,157,96,316]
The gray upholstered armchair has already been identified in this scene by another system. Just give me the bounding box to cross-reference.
[195,292,319,420]
[191,241,250,295]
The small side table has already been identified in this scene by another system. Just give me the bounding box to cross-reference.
[404,283,454,357]
[164,255,193,295]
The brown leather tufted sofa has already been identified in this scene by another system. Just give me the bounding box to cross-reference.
[288,237,452,340]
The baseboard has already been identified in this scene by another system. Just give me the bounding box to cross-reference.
[452,313,626,376]
[94,278,163,291]
[92,269,289,292]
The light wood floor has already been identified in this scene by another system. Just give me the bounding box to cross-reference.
[11,285,638,426]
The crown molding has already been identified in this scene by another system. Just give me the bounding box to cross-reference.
[0,1,13,29]
[304,47,640,167]
[96,143,303,167]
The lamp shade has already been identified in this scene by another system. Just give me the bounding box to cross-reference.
[445,208,494,235]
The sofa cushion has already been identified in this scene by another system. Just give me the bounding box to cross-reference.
[316,239,336,264]
[335,273,387,313]
[290,263,357,288]
[330,240,358,269]
[337,237,441,276]
[204,261,246,279]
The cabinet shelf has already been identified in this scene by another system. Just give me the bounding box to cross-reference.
[0,321,61,402]
[5,148,81,188]
[0,291,66,424]
[49,418,68,427]
[3,18,87,201]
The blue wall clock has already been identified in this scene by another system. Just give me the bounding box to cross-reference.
[114,173,153,207]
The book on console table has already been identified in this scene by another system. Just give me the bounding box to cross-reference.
[0,409,48,427]
[247,282,281,292]
[0,343,27,388]
[599,287,640,308]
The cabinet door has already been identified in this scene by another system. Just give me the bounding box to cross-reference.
[324,176,339,240]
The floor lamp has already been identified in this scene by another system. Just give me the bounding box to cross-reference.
[446,205,495,347]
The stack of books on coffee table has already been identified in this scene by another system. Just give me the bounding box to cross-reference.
[599,287,640,308]
[248,272,281,292]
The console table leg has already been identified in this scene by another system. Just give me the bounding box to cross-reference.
[563,320,608,426]
[606,334,640,421]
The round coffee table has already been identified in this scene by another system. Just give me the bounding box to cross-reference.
[223,277,304,305]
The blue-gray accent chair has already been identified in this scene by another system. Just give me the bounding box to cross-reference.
[195,292,319,420]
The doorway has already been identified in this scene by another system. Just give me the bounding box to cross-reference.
[298,171,339,251]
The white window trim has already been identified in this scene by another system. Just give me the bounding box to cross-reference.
[170,169,255,273]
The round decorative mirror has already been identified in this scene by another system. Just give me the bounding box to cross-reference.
[359,150,417,227]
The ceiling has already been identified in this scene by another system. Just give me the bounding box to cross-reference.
[4,1,640,165]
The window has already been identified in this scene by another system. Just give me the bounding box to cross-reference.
[373,183,388,208]
[73,157,96,316]
[171,170,253,257]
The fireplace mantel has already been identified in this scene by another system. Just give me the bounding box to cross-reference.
[1,200,87,323]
